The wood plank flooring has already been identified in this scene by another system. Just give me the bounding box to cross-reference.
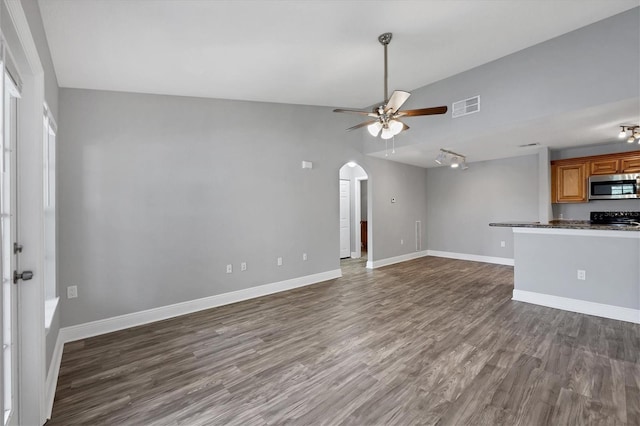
[47,256,640,425]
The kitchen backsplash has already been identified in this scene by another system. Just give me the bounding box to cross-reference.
[553,199,640,220]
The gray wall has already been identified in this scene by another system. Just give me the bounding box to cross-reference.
[426,154,539,258]
[368,158,428,259]
[514,232,640,309]
[364,8,639,158]
[58,88,429,327]
[551,144,640,220]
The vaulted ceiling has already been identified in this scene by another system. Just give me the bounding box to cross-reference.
[39,0,640,166]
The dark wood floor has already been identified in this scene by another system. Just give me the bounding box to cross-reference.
[48,256,640,425]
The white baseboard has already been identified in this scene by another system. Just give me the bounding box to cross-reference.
[58,269,341,344]
[367,250,429,269]
[350,251,360,259]
[513,289,640,324]
[426,250,514,266]
[45,332,64,419]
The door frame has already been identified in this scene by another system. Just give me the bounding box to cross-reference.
[3,1,47,424]
[353,176,367,259]
[339,179,351,259]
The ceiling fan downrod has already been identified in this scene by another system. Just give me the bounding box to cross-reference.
[378,32,392,103]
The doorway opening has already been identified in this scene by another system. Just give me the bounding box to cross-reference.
[339,162,369,268]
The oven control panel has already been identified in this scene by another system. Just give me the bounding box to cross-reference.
[590,211,640,223]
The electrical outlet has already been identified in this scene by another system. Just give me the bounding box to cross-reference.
[226,264,233,273]
[400,239,404,245]
[67,285,78,299]
[577,269,586,280]
[500,241,506,247]
[240,262,247,271]
[277,257,283,266]
[302,253,307,261]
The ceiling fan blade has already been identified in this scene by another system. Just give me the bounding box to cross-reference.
[384,90,411,114]
[346,120,378,131]
[397,106,448,117]
[334,108,379,117]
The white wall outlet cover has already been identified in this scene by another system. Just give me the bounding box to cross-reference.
[577,270,586,280]
[500,241,506,247]
[241,262,247,271]
[277,257,283,266]
[301,161,313,169]
[391,197,396,203]
[226,264,233,273]
[67,285,78,299]
[302,253,307,261]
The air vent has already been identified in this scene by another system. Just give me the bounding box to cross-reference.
[518,143,540,148]
[452,96,480,118]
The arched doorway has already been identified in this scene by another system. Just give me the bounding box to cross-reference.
[339,162,369,264]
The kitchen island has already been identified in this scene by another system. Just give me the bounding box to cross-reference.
[490,220,640,324]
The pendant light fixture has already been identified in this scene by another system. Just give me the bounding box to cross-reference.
[618,125,640,143]
[434,149,468,170]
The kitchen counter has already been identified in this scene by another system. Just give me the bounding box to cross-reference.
[489,220,640,231]
[494,220,640,324]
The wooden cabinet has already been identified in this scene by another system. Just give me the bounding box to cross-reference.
[590,159,619,175]
[551,150,640,203]
[552,162,587,203]
[621,155,640,173]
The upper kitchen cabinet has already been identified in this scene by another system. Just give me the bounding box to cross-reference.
[590,152,640,175]
[621,155,640,173]
[551,150,640,203]
[551,161,587,203]
[590,158,619,175]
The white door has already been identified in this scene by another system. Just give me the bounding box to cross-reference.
[1,71,20,426]
[339,180,350,258]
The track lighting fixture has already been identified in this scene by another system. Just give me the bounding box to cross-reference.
[618,125,640,144]
[434,149,468,170]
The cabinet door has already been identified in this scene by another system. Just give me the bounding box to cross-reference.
[554,163,587,203]
[621,155,640,173]
[590,159,619,175]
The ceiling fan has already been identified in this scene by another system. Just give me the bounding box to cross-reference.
[334,32,447,139]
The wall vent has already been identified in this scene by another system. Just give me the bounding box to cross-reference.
[452,96,480,118]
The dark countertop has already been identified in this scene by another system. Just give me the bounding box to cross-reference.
[489,220,640,232]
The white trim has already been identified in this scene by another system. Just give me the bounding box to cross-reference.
[366,250,429,269]
[350,251,360,259]
[59,269,341,343]
[513,227,640,239]
[5,1,44,75]
[44,333,64,420]
[426,250,514,266]
[513,289,640,324]
[44,297,59,333]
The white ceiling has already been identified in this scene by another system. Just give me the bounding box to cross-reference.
[38,0,640,166]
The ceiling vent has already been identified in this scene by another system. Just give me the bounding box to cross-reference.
[452,96,480,118]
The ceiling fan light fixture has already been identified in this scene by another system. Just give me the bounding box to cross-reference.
[389,120,403,135]
[380,127,394,140]
[367,121,382,136]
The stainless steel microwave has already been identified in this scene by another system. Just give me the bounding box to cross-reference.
[588,173,640,200]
